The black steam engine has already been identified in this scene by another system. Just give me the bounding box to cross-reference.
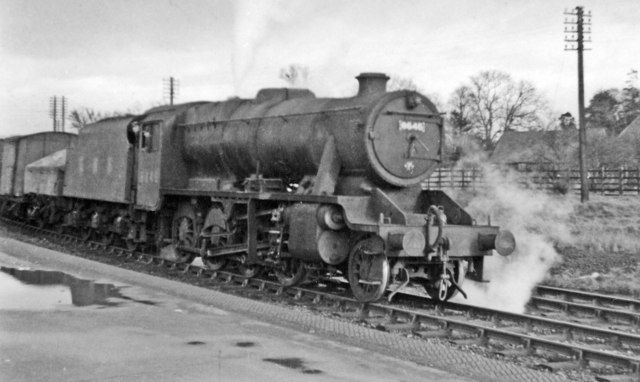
[0,73,514,302]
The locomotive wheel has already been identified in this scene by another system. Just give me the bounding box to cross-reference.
[101,232,115,246]
[201,222,227,271]
[422,261,464,302]
[0,200,9,216]
[238,263,259,278]
[80,227,94,242]
[35,209,49,229]
[347,245,390,302]
[125,238,139,252]
[171,215,196,264]
[203,256,226,271]
[36,217,46,229]
[274,258,306,287]
[56,224,66,235]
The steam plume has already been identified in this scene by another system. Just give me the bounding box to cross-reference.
[451,152,573,313]
[232,0,305,94]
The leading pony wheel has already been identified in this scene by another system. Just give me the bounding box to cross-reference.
[422,260,465,302]
[347,242,390,302]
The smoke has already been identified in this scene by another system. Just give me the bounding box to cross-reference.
[450,151,574,313]
[232,0,308,94]
[231,1,361,98]
[279,64,309,88]
[233,0,279,93]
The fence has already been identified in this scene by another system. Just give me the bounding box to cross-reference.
[423,166,640,195]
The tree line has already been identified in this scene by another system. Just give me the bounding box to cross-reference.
[390,69,640,167]
[69,67,640,167]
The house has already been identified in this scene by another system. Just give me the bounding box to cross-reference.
[490,130,578,169]
[618,115,640,140]
[490,128,608,170]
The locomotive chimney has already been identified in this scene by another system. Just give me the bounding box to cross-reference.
[356,72,389,96]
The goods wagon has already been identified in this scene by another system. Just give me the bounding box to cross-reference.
[24,149,68,196]
[0,132,76,196]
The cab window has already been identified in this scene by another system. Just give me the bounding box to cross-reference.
[140,123,159,152]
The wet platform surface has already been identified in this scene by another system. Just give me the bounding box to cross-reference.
[0,237,476,382]
[0,266,156,309]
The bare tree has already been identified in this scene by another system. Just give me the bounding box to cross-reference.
[448,86,474,134]
[68,107,138,129]
[387,76,419,92]
[279,64,309,87]
[621,69,640,124]
[387,75,443,110]
[448,70,549,151]
[67,108,110,129]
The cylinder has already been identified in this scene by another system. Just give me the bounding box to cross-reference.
[316,204,345,230]
[317,230,350,265]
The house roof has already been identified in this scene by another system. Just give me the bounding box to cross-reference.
[618,115,640,139]
[490,130,578,163]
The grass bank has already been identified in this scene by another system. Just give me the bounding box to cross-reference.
[548,195,640,297]
[451,185,640,297]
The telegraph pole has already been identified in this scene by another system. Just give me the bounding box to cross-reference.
[49,95,67,132]
[564,6,591,203]
[60,96,66,132]
[163,77,179,105]
[49,96,58,131]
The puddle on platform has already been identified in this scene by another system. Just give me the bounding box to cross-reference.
[263,357,323,375]
[0,266,156,310]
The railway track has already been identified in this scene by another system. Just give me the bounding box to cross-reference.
[532,286,640,325]
[2,218,640,382]
[535,286,640,312]
[390,294,640,377]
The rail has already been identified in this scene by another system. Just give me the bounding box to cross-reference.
[535,285,640,312]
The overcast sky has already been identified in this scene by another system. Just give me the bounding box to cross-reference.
[1,0,638,136]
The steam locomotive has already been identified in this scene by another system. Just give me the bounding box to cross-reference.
[0,73,515,302]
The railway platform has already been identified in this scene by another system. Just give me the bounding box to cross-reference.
[0,236,566,382]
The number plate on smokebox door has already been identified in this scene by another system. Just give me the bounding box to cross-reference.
[398,120,427,132]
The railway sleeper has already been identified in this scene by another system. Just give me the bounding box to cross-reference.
[595,374,640,382]
[382,321,419,332]
[492,347,533,357]
[536,360,586,372]
[414,329,451,339]
[451,335,488,346]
